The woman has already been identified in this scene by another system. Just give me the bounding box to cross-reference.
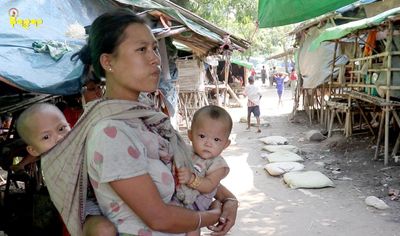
[42,9,238,236]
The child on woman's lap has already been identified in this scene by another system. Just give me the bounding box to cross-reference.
[177,105,232,236]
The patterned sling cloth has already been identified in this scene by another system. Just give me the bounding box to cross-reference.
[41,99,197,236]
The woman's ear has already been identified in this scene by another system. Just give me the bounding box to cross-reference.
[26,145,40,157]
[100,53,112,72]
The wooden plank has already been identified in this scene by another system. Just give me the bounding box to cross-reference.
[384,21,393,166]
[0,94,58,114]
[374,110,385,160]
[226,84,242,107]
[347,91,400,107]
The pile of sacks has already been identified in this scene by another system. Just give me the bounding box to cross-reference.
[260,136,334,189]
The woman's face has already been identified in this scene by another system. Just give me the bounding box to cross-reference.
[103,23,161,101]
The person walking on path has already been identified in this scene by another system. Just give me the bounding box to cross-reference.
[275,73,286,106]
[243,76,262,133]
[269,67,277,87]
[261,66,267,86]
[289,68,298,99]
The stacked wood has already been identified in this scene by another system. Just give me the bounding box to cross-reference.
[176,58,205,92]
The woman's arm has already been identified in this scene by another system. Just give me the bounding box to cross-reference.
[110,174,221,233]
[209,184,239,235]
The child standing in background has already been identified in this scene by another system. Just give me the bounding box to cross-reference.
[243,76,262,133]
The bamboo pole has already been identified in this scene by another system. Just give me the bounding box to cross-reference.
[391,111,400,159]
[212,66,220,106]
[345,94,352,137]
[374,110,385,160]
[384,21,393,166]
[226,84,242,107]
[223,54,230,107]
[325,40,339,128]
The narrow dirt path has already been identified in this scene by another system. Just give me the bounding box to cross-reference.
[204,81,400,236]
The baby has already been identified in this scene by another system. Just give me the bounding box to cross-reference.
[178,105,232,236]
[16,103,116,236]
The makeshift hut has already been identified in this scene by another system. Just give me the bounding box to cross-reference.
[286,0,400,165]
[311,5,400,165]
[258,0,400,165]
[210,58,252,105]
[0,0,250,234]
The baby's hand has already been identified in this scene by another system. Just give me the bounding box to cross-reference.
[10,164,24,172]
[177,167,192,184]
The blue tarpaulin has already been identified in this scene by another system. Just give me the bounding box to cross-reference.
[0,0,249,98]
[0,0,116,95]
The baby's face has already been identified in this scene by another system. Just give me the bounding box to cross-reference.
[27,109,71,156]
[189,117,230,160]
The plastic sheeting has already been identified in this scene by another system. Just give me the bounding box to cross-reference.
[117,0,224,45]
[310,7,400,50]
[0,0,246,118]
[375,35,400,98]
[257,0,357,28]
[298,25,349,89]
[0,0,116,95]
[231,58,253,69]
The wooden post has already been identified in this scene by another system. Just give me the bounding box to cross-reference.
[223,55,231,107]
[351,33,359,85]
[374,110,385,160]
[345,95,352,137]
[226,84,242,106]
[391,110,400,160]
[325,40,339,128]
[384,21,393,165]
[211,66,220,106]
[328,108,335,137]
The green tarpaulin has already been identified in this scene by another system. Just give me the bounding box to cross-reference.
[231,59,253,69]
[310,7,400,50]
[258,0,357,28]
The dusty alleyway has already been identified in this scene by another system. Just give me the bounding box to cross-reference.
[207,81,400,236]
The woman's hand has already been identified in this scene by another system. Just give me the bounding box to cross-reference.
[208,199,222,214]
[208,198,238,235]
[209,183,239,236]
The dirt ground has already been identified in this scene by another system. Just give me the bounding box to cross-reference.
[202,80,400,236]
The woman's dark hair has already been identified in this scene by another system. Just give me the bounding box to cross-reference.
[71,9,145,78]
